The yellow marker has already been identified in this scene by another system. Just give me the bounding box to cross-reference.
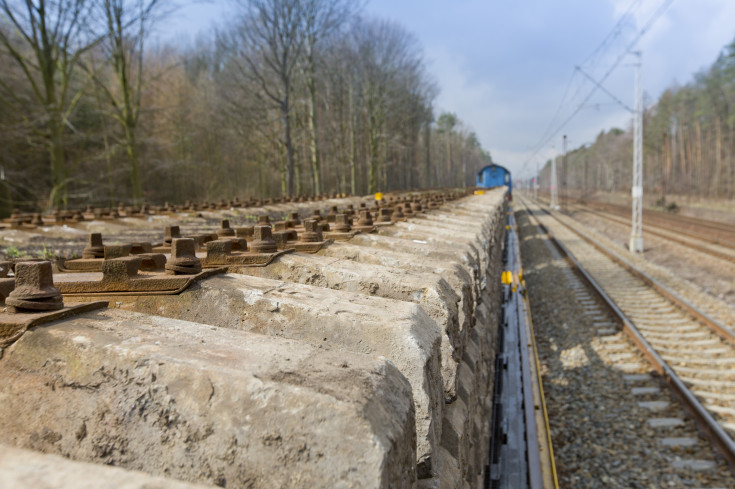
[474,190,485,195]
[502,271,513,284]
[375,192,383,201]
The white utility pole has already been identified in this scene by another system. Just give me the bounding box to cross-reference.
[629,51,644,253]
[550,154,559,210]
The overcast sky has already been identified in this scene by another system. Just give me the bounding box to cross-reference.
[162,0,735,178]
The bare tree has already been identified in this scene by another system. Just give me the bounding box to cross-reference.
[300,0,358,194]
[228,0,304,197]
[87,0,164,203]
[0,0,102,208]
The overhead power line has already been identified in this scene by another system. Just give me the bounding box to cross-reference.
[520,0,675,178]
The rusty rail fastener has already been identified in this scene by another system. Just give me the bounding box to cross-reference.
[300,219,323,243]
[6,261,63,313]
[165,238,202,275]
[376,208,392,223]
[250,225,278,253]
[356,210,373,227]
[164,226,181,246]
[83,233,105,259]
[218,219,236,237]
[392,206,405,221]
[104,244,132,259]
[334,214,352,233]
[286,212,300,226]
[236,225,254,239]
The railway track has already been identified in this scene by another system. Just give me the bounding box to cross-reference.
[518,194,735,472]
[573,203,735,264]
[580,200,735,250]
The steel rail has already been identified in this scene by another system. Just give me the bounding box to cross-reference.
[544,204,735,347]
[584,201,735,249]
[577,205,735,263]
[518,194,735,473]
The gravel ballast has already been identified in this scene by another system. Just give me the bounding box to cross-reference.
[516,205,735,489]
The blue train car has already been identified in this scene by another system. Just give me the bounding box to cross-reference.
[476,164,512,199]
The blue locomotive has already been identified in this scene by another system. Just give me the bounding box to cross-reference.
[476,164,512,198]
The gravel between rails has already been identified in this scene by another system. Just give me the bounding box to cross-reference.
[516,206,735,489]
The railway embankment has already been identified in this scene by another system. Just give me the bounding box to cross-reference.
[0,189,507,489]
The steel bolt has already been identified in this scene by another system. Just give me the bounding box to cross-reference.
[82,233,105,259]
[356,210,373,227]
[334,214,351,233]
[217,219,235,237]
[300,219,322,243]
[165,238,202,275]
[164,225,181,246]
[6,261,63,313]
[250,225,277,253]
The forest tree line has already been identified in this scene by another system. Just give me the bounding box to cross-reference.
[0,0,493,215]
[539,34,735,201]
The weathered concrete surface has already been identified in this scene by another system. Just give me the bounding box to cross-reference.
[0,445,216,489]
[0,190,507,489]
[237,253,466,401]
[104,273,443,477]
[0,308,417,489]
[366,191,507,489]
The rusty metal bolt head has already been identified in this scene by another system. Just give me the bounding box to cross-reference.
[206,239,233,259]
[411,202,422,212]
[274,221,287,232]
[82,233,105,259]
[217,219,235,237]
[129,242,153,254]
[392,205,405,219]
[377,208,392,223]
[164,225,181,245]
[6,261,63,312]
[250,225,277,253]
[300,219,323,243]
[236,225,254,238]
[102,256,141,284]
[328,206,339,215]
[312,209,322,220]
[86,205,94,213]
[104,244,132,260]
[165,238,202,275]
[334,214,351,232]
[258,215,270,225]
[357,210,373,226]
[31,213,44,226]
[286,211,300,227]
[359,202,366,209]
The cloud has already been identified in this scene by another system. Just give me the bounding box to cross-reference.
[429,47,496,144]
